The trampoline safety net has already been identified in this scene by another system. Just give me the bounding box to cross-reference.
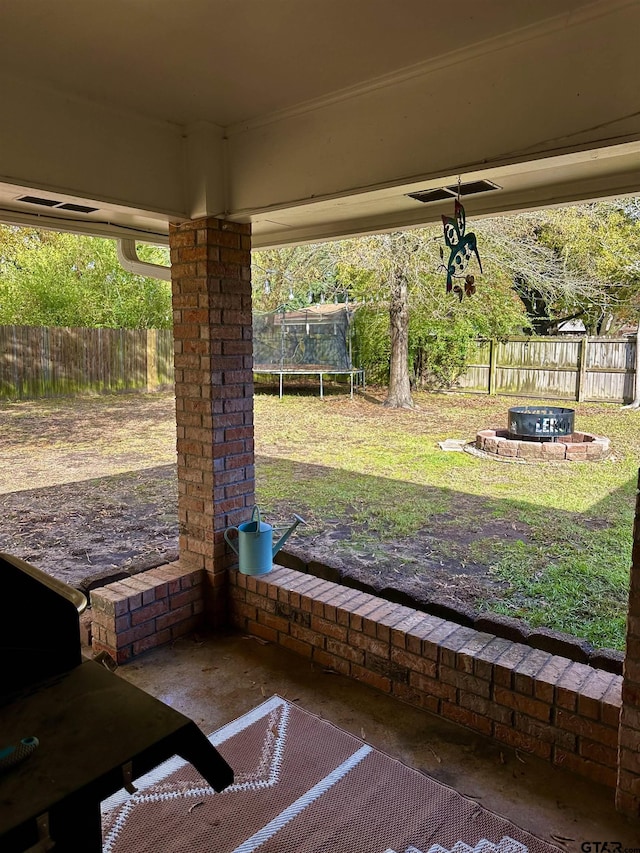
[253,304,356,371]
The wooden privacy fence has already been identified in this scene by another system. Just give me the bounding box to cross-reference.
[1,327,637,404]
[0,326,174,399]
[456,335,637,403]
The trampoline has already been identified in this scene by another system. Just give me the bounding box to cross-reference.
[253,304,364,399]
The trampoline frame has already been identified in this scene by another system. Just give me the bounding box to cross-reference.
[253,367,365,399]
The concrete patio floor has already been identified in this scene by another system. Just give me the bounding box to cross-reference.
[107,629,637,852]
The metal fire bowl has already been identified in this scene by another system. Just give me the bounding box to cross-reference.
[508,406,575,439]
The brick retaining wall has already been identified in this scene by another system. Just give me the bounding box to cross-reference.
[229,566,622,790]
[90,563,204,663]
[87,560,624,792]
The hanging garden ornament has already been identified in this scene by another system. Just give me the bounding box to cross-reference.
[440,199,482,300]
[453,274,476,302]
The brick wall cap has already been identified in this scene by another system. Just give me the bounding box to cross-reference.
[578,669,617,701]
[265,566,295,584]
[454,631,497,658]
[372,604,416,629]
[90,586,120,605]
[104,580,137,598]
[474,636,515,662]
[512,647,554,678]
[555,660,594,690]
[438,625,481,652]
[405,613,448,639]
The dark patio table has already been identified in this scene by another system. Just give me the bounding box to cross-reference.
[0,659,233,851]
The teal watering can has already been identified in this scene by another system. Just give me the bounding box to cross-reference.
[224,505,306,576]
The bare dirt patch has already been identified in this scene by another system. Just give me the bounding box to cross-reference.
[0,392,513,611]
[1,467,179,588]
[0,394,179,587]
[275,507,525,614]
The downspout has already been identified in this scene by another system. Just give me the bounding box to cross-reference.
[116,239,171,281]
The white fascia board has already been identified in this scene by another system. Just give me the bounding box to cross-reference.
[0,73,187,219]
[226,2,640,223]
[250,168,640,249]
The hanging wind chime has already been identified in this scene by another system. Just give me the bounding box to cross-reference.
[440,182,482,301]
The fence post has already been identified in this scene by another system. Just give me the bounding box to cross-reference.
[577,336,588,402]
[146,329,158,392]
[488,338,497,396]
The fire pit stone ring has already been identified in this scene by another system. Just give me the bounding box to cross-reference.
[475,405,610,462]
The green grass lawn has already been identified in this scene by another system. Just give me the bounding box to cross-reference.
[253,388,637,650]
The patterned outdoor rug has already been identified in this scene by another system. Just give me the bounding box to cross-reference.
[101,695,561,853]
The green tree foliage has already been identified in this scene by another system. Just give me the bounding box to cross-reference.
[253,222,530,392]
[340,200,640,391]
[537,202,640,332]
[335,226,526,390]
[477,202,640,334]
[252,244,344,312]
[0,226,172,328]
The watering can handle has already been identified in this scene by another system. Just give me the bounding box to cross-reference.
[251,505,261,536]
[224,527,239,555]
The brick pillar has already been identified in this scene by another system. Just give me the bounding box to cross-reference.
[169,217,254,623]
[617,469,640,818]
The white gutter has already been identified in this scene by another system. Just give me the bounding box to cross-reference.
[116,238,171,281]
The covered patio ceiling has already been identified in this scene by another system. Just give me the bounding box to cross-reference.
[0,0,638,247]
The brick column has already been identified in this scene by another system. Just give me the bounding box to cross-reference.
[617,468,640,818]
[169,217,254,623]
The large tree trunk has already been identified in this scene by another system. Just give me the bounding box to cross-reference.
[384,271,413,408]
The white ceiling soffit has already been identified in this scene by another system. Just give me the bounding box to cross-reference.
[0,184,172,244]
[1,141,637,250]
[0,0,600,128]
[0,0,637,246]
[249,142,640,248]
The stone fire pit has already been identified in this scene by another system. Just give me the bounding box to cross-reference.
[476,405,610,461]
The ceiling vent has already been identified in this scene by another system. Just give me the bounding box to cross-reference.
[18,195,59,207]
[17,195,99,214]
[407,179,501,204]
[57,203,99,214]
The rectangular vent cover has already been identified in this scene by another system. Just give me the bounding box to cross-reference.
[18,195,59,207]
[58,203,99,214]
[17,195,99,214]
[407,179,501,204]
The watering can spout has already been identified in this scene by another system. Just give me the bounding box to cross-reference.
[273,514,306,558]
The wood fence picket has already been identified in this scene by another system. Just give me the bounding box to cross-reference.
[0,327,636,403]
[0,326,174,399]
